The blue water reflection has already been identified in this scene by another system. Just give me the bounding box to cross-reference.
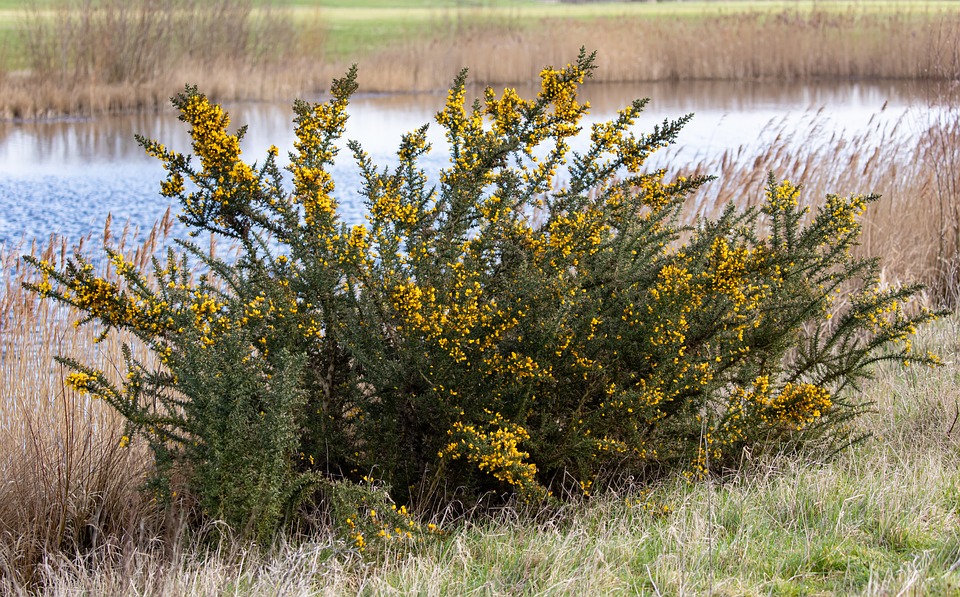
[0,80,943,249]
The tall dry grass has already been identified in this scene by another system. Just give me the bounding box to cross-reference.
[659,93,960,306]
[353,8,960,92]
[0,216,174,589]
[2,4,960,118]
[2,0,298,119]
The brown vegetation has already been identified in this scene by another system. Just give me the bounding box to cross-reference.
[360,9,960,91]
[2,2,960,119]
[0,217,173,588]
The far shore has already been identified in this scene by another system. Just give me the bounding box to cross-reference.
[1,0,959,120]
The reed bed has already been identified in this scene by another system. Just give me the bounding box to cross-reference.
[2,2,960,118]
[0,218,173,589]
[1,0,298,119]
[350,7,960,92]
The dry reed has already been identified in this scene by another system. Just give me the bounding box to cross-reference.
[0,216,173,589]
[351,8,960,92]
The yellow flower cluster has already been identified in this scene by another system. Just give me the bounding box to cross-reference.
[538,64,588,129]
[589,108,634,152]
[344,516,366,551]
[389,264,549,385]
[341,481,425,555]
[759,382,833,429]
[180,94,260,221]
[295,167,336,227]
[635,173,678,210]
[289,91,351,231]
[66,265,172,338]
[65,371,97,394]
[390,280,439,336]
[439,413,546,501]
[189,291,228,348]
[435,82,473,140]
[855,289,911,337]
[484,87,531,136]
[369,179,418,230]
[344,505,418,552]
[160,173,185,197]
[182,95,238,171]
[708,237,750,304]
[726,376,833,432]
[823,193,868,237]
[545,208,608,263]
[767,179,801,211]
[32,259,54,297]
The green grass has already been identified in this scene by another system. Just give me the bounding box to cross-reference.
[357,315,960,595]
[377,456,959,594]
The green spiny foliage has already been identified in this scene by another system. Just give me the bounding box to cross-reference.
[24,50,942,542]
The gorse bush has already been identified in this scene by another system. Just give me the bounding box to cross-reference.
[25,51,941,542]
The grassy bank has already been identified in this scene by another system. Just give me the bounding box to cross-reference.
[2,264,958,593]
[1,0,959,118]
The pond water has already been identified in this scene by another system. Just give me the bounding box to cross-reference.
[0,80,944,249]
